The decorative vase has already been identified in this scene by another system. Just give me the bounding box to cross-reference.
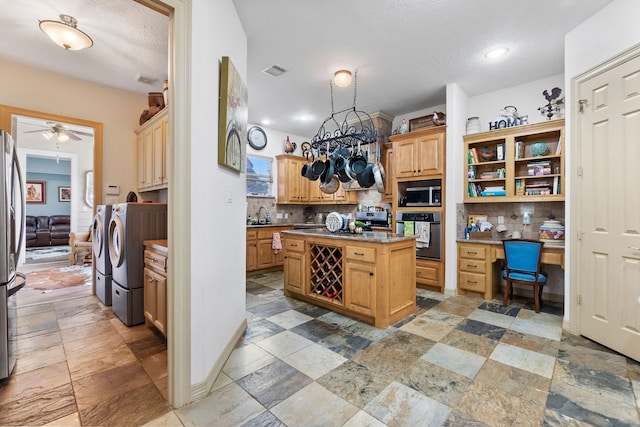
[163,80,169,107]
[539,220,565,242]
[466,117,481,134]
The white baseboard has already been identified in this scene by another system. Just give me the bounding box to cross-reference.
[189,318,247,402]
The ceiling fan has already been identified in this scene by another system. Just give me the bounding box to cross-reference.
[23,121,93,142]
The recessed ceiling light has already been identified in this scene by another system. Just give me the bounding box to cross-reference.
[261,119,271,125]
[485,47,509,59]
[262,65,288,77]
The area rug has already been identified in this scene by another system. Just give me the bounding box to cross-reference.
[24,265,92,291]
[25,246,71,264]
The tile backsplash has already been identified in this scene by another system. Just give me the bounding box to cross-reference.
[457,201,565,240]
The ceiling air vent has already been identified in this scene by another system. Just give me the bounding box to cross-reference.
[262,65,288,77]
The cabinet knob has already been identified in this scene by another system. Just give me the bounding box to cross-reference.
[369,272,374,276]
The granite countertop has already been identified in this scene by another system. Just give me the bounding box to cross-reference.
[457,238,565,249]
[282,228,416,243]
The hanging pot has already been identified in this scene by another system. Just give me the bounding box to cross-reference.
[372,141,385,193]
[319,175,340,194]
[334,156,352,183]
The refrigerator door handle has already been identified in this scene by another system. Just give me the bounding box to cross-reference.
[12,149,24,255]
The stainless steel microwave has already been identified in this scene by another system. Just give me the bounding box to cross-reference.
[400,186,441,207]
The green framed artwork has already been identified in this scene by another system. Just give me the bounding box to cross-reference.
[218,56,248,173]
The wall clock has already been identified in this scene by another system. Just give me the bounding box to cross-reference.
[247,126,267,150]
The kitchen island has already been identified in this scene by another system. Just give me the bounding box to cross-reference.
[281,229,417,328]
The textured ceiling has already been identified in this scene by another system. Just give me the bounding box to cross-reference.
[0,0,613,138]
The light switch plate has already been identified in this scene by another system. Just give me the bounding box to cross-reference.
[523,212,531,225]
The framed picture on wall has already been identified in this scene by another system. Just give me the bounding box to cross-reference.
[26,180,46,204]
[59,186,71,202]
[217,56,248,173]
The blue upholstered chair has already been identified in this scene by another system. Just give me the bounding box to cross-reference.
[502,239,547,313]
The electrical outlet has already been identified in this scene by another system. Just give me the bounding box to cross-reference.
[498,215,504,224]
[523,212,531,225]
[284,213,289,219]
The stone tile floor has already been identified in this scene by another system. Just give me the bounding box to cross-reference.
[2,269,639,426]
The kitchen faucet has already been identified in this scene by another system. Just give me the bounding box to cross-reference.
[257,205,270,224]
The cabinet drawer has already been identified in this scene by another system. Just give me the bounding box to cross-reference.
[257,228,288,239]
[345,246,376,263]
[458,244,487,260]
[458,259,487,274]
[144,250,167,273]
[284,238,305,253]
[416,264,440,282]
[246,230,257,240]
[458,271,486,293]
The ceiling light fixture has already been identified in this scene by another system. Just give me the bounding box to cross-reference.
[485,47,509,59]
[333,70,353,87]
[39,14,93,51]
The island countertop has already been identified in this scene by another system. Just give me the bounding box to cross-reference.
[282,228,416,243]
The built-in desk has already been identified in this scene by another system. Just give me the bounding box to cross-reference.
[457,239,564,301]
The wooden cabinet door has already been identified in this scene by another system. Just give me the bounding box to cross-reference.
[284,252,305,294]
[143,267,156,324]
[257,239,275,268]
[143,130,153,189]
[416,134,442,176]
[246,240,257,271]
[382,145,394,202]
[345,261,376,316]
[154,273,167,335]
[308,177,325,203]
[137,133,146,189]
[394,139,417,178]
[152,119,164,187]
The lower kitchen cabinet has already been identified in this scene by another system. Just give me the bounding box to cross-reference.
[247,225,293,274]
[143,240,168,337]
[283,237,305,294]
[344,245,377,317]
[416,258,444,293]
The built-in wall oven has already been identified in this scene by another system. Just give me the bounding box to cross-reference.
[395,211,442,260]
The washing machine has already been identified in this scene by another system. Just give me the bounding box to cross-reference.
[93,204,112,305]
[108,202,167,326]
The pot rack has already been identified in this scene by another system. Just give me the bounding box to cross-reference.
[309,71,377,156]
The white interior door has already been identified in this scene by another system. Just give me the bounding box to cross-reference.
[577,51,640,361]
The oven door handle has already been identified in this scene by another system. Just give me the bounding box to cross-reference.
[7,272,26,298]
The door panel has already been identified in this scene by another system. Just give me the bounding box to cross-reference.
[578,52,640,361]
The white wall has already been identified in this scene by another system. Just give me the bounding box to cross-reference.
[246,124,308,199]
[0,59,146,204]
[564,0,640,323]
[444,83,469,294]
[187,0,248,385]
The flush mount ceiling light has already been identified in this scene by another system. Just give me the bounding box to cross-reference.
[333,70,353,87]
[39,14,93,51]
[485,47,509,59]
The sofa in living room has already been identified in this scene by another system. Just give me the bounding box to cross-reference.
[25,215,71,247]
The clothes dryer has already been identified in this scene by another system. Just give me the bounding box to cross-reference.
[108,202,167,326]
[92,204,112,305]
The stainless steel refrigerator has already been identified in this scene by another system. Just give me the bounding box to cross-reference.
[0,129,26,380]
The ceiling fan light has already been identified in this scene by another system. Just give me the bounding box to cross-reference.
[333,70,352,87]
[57,133,70,143]
[39,14,93,51]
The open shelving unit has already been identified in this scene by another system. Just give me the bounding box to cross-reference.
[464,119,565,203]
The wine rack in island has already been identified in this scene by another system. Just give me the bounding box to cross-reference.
[464,119,565,203]
[309,244,343,303]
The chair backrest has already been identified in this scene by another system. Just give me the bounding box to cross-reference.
[503,239,543,273]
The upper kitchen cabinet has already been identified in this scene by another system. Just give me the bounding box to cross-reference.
[464,119,564,203]
[276,154,357,205]
[390,127,445,179]
[136,109,168,192]
[381,142,394,203]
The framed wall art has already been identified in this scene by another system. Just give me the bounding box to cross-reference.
[218,56,248,173]
[59,186,71,202]
[26,180,46,204]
